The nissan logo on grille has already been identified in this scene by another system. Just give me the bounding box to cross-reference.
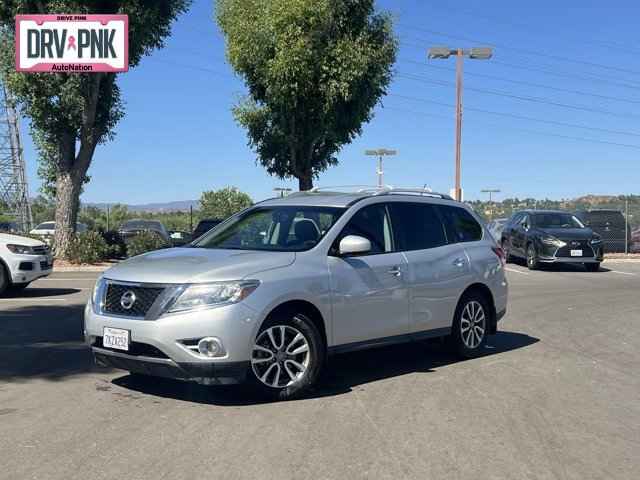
[120,290,137,310]
[570,241,580,247]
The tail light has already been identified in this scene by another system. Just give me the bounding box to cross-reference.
[492,246,506,266]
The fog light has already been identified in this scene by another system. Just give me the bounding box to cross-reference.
[197,337,225,357]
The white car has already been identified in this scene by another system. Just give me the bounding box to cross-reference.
[30,221,88,238]
[0,233,54,294]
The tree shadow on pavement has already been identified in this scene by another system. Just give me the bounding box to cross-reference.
[112,331,539,406]
[0,304,106,381]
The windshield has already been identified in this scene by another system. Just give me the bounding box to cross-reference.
[532,213,584,229]
[36,222,55,229]
[194,206,345,252]
[121,220,161,230]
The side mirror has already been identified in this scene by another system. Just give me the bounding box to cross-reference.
[339,235,371,256]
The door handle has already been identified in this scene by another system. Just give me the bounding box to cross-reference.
[387,266,402,277]
[453,258,466,267]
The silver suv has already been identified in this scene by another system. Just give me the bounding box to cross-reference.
[85,187,508,399]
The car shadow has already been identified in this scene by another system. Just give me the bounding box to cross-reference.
[507,259,608,273]
[0,303,107,381]
[112,331,539,406]
[1,287,81,298]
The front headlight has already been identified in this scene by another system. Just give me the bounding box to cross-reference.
[166,280,260,314]
[541,236,566,247]
[6,244,35,255]
[91,277,106,312]
[590,236,602,245]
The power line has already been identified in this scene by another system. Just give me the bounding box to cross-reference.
[416,3,640,55]
[400,58,640,105]
[382,105,640,151]
[396,72,640,119]
[389,93,640,138]
[397,23,640,78]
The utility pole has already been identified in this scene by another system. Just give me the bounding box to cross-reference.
[625,196,629,255]
[428,46,493,201]
[481,188,501,220]
[0,82,32,232]
[365,149,397,187]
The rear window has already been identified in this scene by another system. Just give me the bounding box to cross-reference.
[388,203,447,251]
[439,206,483,243]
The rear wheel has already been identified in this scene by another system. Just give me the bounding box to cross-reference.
[501,239,514,263]
[585,262,600,272]
[451,293,489,358]
[249,311,324,400]
[526,244,540,270]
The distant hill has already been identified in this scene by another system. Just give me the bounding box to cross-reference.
[85,200,199,213]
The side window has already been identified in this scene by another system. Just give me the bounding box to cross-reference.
[338,204,393,254]
[439,206,483,243]
[388,202,447,251]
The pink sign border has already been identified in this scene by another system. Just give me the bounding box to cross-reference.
[15,14,129,73]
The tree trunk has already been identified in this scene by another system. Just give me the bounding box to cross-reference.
[298,171,313,191]
[54,170,83,258]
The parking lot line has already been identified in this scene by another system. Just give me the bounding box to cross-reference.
[609,270,636,276]
[505,267,529,275]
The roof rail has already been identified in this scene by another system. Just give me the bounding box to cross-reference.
[378,186,454,200]
[307,185,381,193]
[288,185,454,200]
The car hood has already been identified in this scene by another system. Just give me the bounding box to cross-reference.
[538,228,593,240]
[103,247,296,284]
[0,233,46,247]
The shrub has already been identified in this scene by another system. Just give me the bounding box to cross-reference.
[101,230,126,258]
[126,230,168,258]
[67,231,112,264]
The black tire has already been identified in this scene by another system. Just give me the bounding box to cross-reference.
[248,310,325,400]
[8,282,30,292]
[585,262,600,272]
[526,243,540,270]
[0,263,9,296]
[451,292,490,359]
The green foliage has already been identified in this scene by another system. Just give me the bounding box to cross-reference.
[126,230,169,258]
[67,231,112,265]
[200,187,253,220]
[30,195,56,226]
[216,0,397,189]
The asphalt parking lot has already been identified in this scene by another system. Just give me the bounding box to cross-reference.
[1,263,639,480]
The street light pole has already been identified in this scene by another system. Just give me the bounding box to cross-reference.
[428,46,493,201]
[481,188,501,220]
[365,149,397,187]
[273,187,292,198]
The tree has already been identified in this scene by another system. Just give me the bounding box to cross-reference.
[199,187,252,219]
[0,1,190,257]
[216,0,397,190]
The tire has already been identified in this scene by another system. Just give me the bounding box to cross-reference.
[585,262,600,272]
[249,311,325,400]
[8,282,30,292]
[0,263,9,296]
[526,243,540,270]
[451,292,490,359]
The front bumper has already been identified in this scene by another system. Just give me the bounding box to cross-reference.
[93,348,248,385]
[537,243,603,264]
[84,300,260,384]
[7,253,53,284]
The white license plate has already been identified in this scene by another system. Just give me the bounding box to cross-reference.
[570,249,583,257]
[103,327,129,351]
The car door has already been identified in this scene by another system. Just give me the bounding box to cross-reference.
[328,203,410,345]
[389,202,472,334]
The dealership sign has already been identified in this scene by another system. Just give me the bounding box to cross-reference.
[15,14,128,72]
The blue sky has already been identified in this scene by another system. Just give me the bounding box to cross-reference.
[17,0,640,204]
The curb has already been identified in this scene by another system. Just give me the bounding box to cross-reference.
[603,258,640,263]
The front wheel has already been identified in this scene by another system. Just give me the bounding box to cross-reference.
[585,262,600,272]
[0,264,9,296]
[526,244,540,270]
[451,294,489,359]
[249,312,324,400]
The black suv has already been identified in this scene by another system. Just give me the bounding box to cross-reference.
[574,209,629,253]
[501,210,603,271]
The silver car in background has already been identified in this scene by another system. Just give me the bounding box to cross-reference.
[85,187,508,400]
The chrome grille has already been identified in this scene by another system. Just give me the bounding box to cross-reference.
[103,283,164,318]
[32,245,50,255]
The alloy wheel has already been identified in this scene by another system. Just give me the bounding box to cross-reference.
[251,323,311,389]
[460,300,486,349]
